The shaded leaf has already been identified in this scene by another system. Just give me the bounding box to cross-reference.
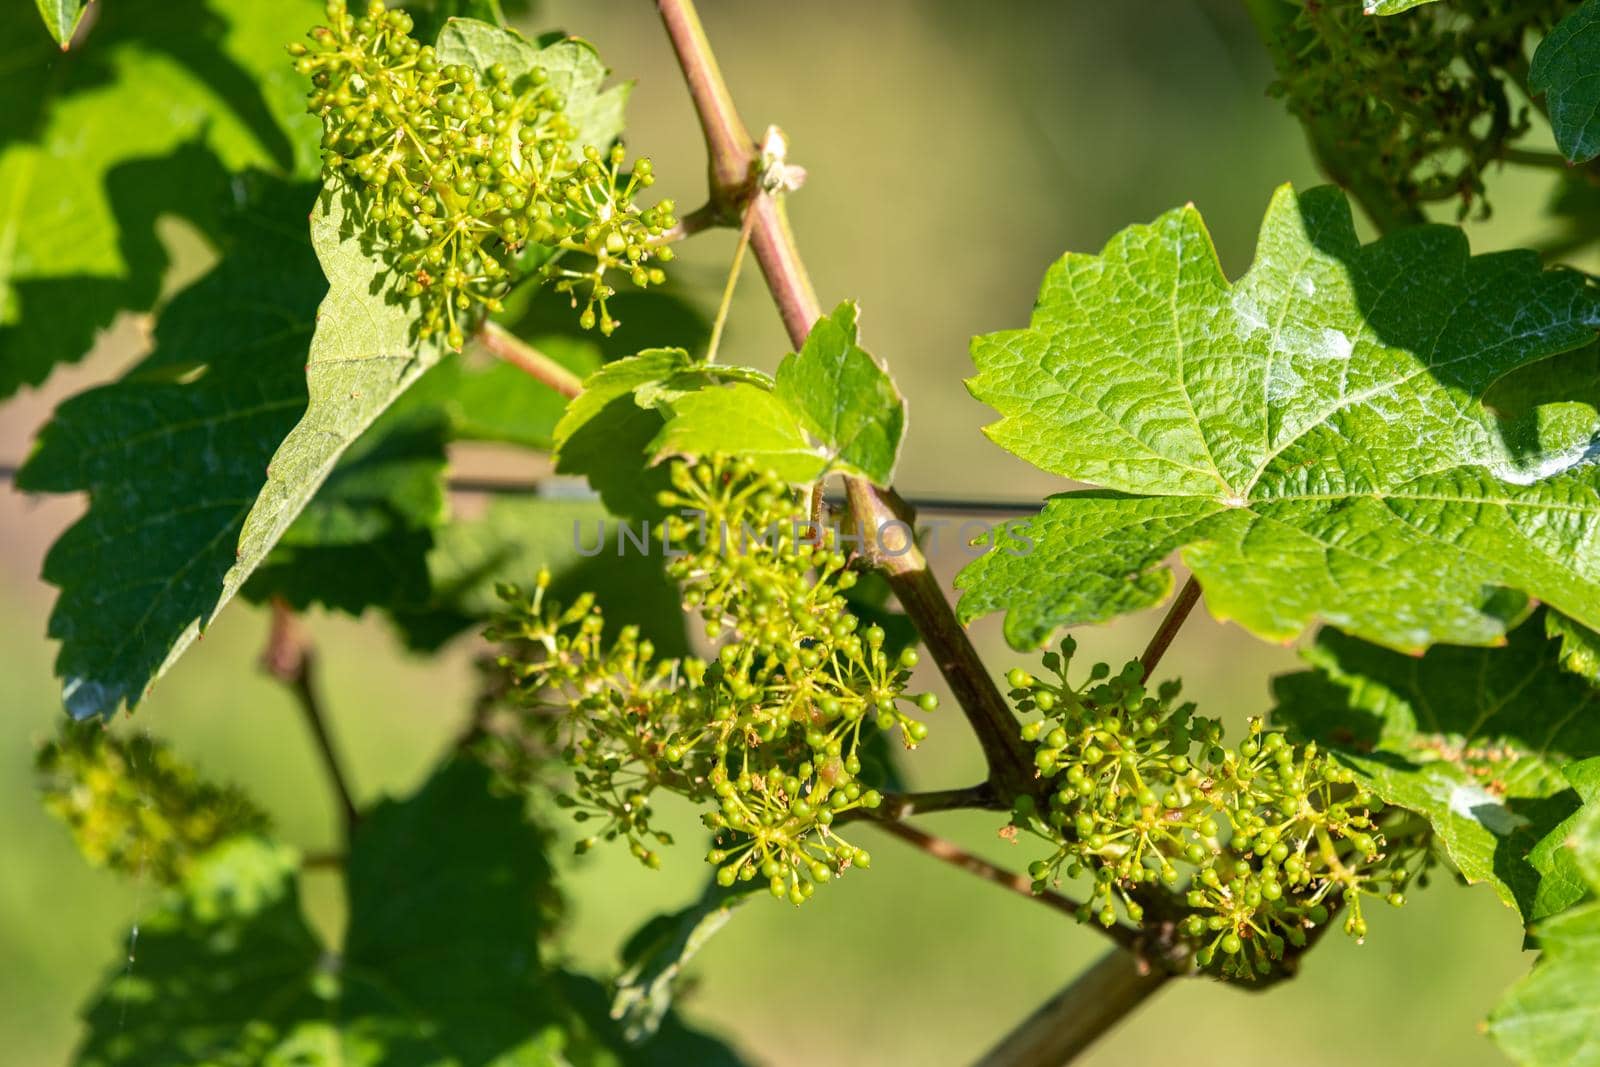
[1530,0,1600,163]
[1529,758,1600,921]
[74,760,745,1065]
[958,184,1600,652]
[1272,615,1600,917]
[19,176,323,719]
[1,0,321,397]
[611,880,759,1043]
[389,495,689,656]
[242,407,449,614]
[1550,610,1600,687]
[74,837,325,1066]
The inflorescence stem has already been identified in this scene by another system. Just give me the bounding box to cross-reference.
[260,599,360,836]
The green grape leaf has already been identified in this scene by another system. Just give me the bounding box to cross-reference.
[35,0,87,46]
[957,184,1600,652]
[1489,789,1600,1067]
[1,0,321,398]
[242,407,450,615]
[1550,610,1600,687]
[74,836,326,1066]
[1362,0,1441,12]
[434,19,629,153]
[1529,759,1600,922]
[19,176,323,719]
[552,349,769,519]
[404,0,533,42]
[26,177,454,718]
[75,759,744,1064]
[652,382,831,483]
[388,495,690,656]
[404,337,600,451]
[612,880,759,1043]
[1488,901,1600,1067]
[772,300,905,486]
[1531,0,1600,164]
[647,302,905,486]
[1272,616,1600,917]
[37,721,270,885]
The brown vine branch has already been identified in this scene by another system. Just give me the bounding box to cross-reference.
[975,949,1172,1067]
[260,599,360,835]
[872,820,1149,953]
[1138,576,1201,683]
[477,322,583,398]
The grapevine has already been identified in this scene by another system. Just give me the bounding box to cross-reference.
[291,0,677,347]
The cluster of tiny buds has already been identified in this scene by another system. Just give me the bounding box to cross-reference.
[290,1,675,347]
[1006,637,1417,980]
[491,457,936,904]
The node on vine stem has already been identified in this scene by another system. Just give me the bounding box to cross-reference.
[290,0,677,347]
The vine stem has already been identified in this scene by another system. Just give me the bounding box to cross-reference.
[478,322,582,398]
[1139,576,1201,683]
[260,599,359,835]
[974,949,1171,1067]
[871,820,1147,952]
[653,0,1035,795]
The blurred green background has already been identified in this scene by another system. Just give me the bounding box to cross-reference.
[2,1,1578,1063]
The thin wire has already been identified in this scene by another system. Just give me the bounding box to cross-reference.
[2,463,1045,516]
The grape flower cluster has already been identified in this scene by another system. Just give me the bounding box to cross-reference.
[490,457,938,905]
[36,723,270,886]
[1007,639,1417,980]
[290,1,676,347]
[1264,0,1575,219]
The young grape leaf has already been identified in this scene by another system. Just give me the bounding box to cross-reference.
[958,184,1600,652]
[612,880,760,1043]
[1528,759,1600,922]
[1,0,321,398]
[19,176,323,719]
[772,300,905,485]
[552,349,770,518]
[650,301,907,486]
[1531,0,1600,164]
[35,0,87,46]
[74,759,745,1064]
[388,495,690,656]
[1488,797,1600,1067]
[1272,615,1600,918]
[1549,610,1600,687]
[652,382,830,483]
